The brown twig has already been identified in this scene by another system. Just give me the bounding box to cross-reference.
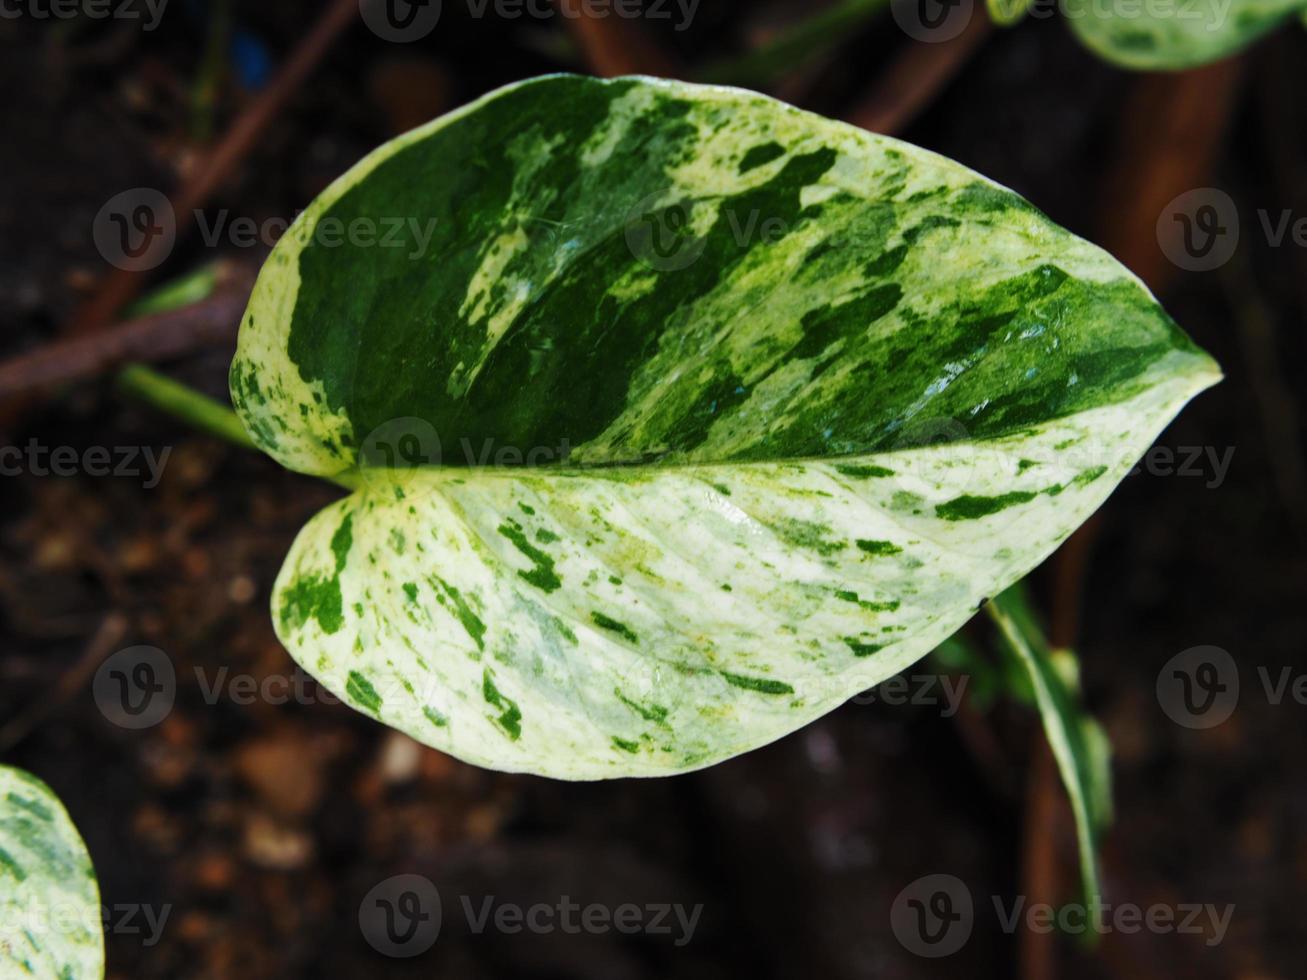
[0,263,255,399]
[845,14,992,136]
[0,614,129,753]
[68,0,360,333]
[555,0,682,77]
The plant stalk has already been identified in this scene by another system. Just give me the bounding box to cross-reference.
[116,363,357,491]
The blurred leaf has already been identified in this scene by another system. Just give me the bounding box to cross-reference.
[1067,0,1304,70]
[987,0,1035,26]
[929,633,1004,711]
[0,766,103,979]
[125,263,221,317]
[987,585,1112,926]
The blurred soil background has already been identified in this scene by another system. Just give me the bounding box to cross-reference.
[0,1,1304,977]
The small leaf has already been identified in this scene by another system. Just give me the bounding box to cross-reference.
[986,587,1111,925]
[0,766,104,979]
[233,75,1218,778]
[1065,0,1304,70]
[988,0,1035,27]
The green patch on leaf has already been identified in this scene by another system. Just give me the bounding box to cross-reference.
[497,522,562,593]
[844,638,884,657]
[855,538,902,556]
[720,671,794,696]
[346,670,383,713]
[483,669,523,740]
[835,463,895,479]
[616,689,670,724]
[591,611,639,644]
[935,490,1040,521]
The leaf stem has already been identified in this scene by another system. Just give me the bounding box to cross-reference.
[117,363,256,450]
[115,363,358,491]
[985,588,1108,932]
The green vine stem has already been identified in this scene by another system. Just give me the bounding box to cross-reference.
[116,363,358,491]
[117,363,256,450]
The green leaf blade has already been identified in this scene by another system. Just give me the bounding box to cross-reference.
[235,75,1218,777]
[0,766,103,979]
[271,370,1211,778]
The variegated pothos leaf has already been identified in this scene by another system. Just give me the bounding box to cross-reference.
[0,766,103,979]
[1064,0,1304,70]
[231,74,1219,778]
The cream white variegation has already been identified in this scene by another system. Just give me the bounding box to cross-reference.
[0,766,103,979]
[232,75,1220,778]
